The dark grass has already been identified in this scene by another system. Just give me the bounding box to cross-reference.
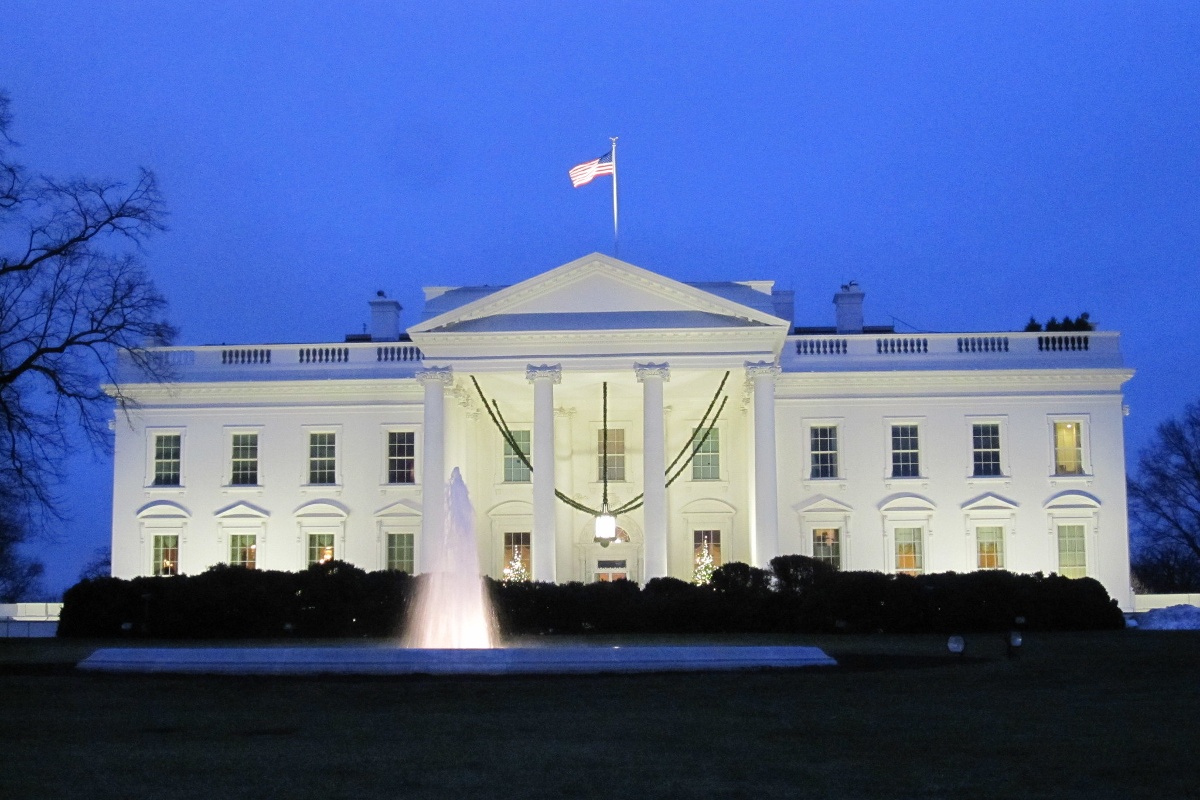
[2,631,1199,799]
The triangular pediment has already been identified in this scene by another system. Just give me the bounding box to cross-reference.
[794,495,854,514]
[410,253,788,336]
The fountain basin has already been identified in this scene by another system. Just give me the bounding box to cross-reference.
[77,645,836,676]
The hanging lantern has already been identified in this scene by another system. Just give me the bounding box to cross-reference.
[595,502,617,545]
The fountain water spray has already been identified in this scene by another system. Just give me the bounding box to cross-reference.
[403,467,498,648]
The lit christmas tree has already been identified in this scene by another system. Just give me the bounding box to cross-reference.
[503,546,530,583]
[693,540,715,585]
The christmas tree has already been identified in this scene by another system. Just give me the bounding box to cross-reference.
[503,546,530,583]
[693,540,715,585]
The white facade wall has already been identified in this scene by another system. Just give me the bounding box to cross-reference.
[108,255,1135,608]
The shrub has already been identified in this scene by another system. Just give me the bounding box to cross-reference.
[58,558,1124,639]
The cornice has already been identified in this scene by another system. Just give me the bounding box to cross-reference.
[107,378,427,407]
[775,368,1134,398]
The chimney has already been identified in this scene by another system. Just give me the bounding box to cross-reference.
[834,281,864,334]
[369,291,402,341]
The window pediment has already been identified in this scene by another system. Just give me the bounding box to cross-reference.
[1044,490,1101,509]
[879,494,936,513]
[294,500,349,518]
[136,500,191,519]
[961,493,1019,512]
[215,501,269,519]
[794,495,853,514]
[681,498,736,515]
[375,499,422,518]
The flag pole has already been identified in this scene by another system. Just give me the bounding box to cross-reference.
[610,136,619,257]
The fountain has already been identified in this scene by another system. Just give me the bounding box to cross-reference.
[78,470,835,675]
[403,467,498,649]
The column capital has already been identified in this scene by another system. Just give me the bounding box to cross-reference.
[634,362,671,383]
[416,366,454,387]
[744,361,781,381]
[526,364,562,384]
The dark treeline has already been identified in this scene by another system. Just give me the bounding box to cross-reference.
[58,556,1123,639]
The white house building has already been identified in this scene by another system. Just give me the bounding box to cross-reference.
[108,253,1136,607]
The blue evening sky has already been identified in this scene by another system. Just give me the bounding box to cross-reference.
[3,2,1198,594]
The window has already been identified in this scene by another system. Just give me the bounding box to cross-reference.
[976,525,1004,569]
[387,431,416,484]
[1054,421,1084,475]
[152,534,179,576]
[597,428,626,482]
[308,432,337,485]
[693,530,722,567]
[894,526,924,575]
[595,559,628,582]
[1057,524,1087,578]
[386,532,414,573]
[503,531,531,579]
[972,423,1002,477]
[692,428,720,481]
[504,430,531,483]
[891,425,920,478]
[153,434,182,486]
[307,533,335,565]
[810,426,839,479]
[230,433,259,485]
[230,534,257,568]
[812,528,841,569]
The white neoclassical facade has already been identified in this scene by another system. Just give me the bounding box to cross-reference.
[108,254,1136,607]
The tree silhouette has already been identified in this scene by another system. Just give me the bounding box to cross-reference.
[1129,401,1200,592]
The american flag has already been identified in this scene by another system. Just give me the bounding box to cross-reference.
[568,150,615,188]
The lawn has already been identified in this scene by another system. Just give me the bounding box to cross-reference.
[1,631,1197,799]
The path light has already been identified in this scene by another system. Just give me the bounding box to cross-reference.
[1007,630,1023,658]
[947,635,966,658]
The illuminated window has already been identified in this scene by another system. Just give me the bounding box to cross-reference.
[810,426,839,479]
[597,428,626,482]
[812,528,841,569]
[1054,422,1084,475]
[890,425,920,478]
[387,431,416,484]
[692,428,720,480]
[386,532,414,573]
[503,531,531,578]
[693,530,722,567]
[153,434,181,486]
[1057,524,1087,578]
[152,534,179,576]
[504,430,531,483]
[972,424,1002,477]
[307,533,335,565]
[894,526,924,575]
[976,525,1004,569]
[229,534,257,569]
[595,559,628,582]
[230,433,259,485]
[308,432,336,485]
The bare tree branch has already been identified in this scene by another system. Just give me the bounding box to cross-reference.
[0,92,175,532]
[1129,400,1200,590]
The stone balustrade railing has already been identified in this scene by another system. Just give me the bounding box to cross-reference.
[120,341,425,381]
[787,330,1121,369]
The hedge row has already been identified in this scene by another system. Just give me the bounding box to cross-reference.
[57,556,1124,639]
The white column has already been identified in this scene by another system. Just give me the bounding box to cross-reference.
[636,363,670,580]
[746,361,781,568]
[527,364,561,583]
[416,367,453,574]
